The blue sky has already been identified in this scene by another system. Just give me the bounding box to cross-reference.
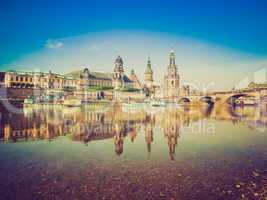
[1,0,267,63]
[0,0,267,90]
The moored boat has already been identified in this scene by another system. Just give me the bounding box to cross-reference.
[23,96,35,106]
[63,99,82,107]
[166,102,180,109]
[150,99,166,107]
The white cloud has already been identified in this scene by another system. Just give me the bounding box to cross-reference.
[45,39,64,49]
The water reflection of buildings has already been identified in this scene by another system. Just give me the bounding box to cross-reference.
[0,103,266,160]
[155,108,194,160]
[162,111,181,161]
[0,107,65,143]
[144,115,155,155]
[212,104,267,130]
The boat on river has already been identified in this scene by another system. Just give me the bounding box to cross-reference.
[23,96,36,106]
[63,99,82,107]
[166,102,180,109]
[150,99,166,107]
[23,98,34,105]
[122,102,145,112]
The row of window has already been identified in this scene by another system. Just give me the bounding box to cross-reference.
[6,75,115,88]
[10,76,33,82]
[89,80,112,86]
[8,75,78,86]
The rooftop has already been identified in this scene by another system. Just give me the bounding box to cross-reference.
[65,70,113,80]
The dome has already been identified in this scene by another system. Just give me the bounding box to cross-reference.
[82,68,90,78]
[115,55,123,65]
[83,68,89,73]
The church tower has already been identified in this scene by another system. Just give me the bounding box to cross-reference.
[164,51,180,98]
[144,56,153,88]
[113,55,124,89]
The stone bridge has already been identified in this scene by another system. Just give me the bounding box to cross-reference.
[177,88,267,105]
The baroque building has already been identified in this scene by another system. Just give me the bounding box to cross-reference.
[144,56,153,89]
[143,56,156,98]
[163,51,180,98]
[112,55,135,90]
[1,51,190,101]
[4,70,78,90]
[2,55,140,92]
[66,68,113,89]
[113,55,124,89]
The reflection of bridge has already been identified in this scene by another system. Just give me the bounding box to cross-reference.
[1,104,266,160]
[177,88,267,105]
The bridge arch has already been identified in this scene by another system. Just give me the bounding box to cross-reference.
[226,93,257,105]
[199,96,215,104]
[178,97,190,104]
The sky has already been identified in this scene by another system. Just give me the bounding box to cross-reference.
[0,0,267,90]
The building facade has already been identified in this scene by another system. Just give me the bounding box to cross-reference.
[144,56,153,89]
[163,51,180,98]
[3,55,139,93]
[112,55,135,90]
[1,52,191,101]
[66,68,113,90]
[4,70,78,90]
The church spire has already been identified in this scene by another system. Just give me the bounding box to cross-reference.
[148,53,151,64]
[169,50,176,66]
[144,55,153,88]
[146,55,153,74]
[130,69,135,75]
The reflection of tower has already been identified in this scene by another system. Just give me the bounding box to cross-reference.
[164,112,180,160]
[80,68,90,90]
[48,70,53,89]
[113,123,124,156]
[145,123,154,154]
[33,72,41,89]
[144,56,153,89]
[128,129,137,143]
[113,55,124,90]
[164,51,180,98]
[167,132,178,161]
[32,124,38,139]
[4,124,11,143]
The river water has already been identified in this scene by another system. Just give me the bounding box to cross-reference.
[0,103,266,200]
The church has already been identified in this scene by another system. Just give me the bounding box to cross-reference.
[66,55,141,91]
[143,51,186,99]
[163,51,181,98]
